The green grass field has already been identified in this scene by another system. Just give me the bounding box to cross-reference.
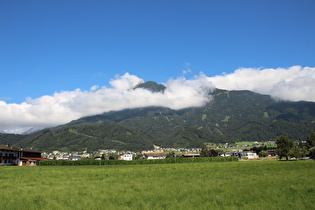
[1,160,314,209]
[235,141,255,146]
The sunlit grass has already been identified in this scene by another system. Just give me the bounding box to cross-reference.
[1,160,314,209]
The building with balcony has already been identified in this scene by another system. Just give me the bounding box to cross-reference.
[0,145,43,166]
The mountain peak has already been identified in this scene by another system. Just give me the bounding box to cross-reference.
[133,81,166,93]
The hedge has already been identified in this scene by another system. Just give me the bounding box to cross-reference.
[39,156,238,166]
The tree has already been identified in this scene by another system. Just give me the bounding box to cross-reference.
[251,146,267,154]
[209,149,219,157]
[276,135,294,160]
[306,131,315,148]
[288,142,309,160]
[200,146,210,157]
[200,146,218,157]
[166,151,175,158]
[309,147,315,160]
[306,131,315,160]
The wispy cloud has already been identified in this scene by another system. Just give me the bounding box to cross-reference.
[1,66,314,133]
[0,97,12,101]
[182,62,192,74]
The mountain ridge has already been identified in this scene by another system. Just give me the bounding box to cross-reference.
[1,82,315,151]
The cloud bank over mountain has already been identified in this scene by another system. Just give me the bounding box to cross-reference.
[0,73,214,133]
[208,66,315,102]
[1,66,314,133]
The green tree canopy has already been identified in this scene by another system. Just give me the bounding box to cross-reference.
[288,142,309,159]
[306,131,315,160]
[200,146,218,157]
[276,135,294,160]
[306,131,315,149]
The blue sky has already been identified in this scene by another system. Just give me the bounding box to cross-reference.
[1,0,315,132]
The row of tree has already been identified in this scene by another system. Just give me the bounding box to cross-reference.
[276,131,315,160]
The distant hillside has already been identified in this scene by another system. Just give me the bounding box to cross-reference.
[18,125,152,152]
[0,133,27,146]
[5,82,315,152]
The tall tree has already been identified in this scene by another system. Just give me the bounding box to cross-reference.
[276,135,294,160]
[306,131,315,149]
[306,131,315,159]
[200,146,210,157]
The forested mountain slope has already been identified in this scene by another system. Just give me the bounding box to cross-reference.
[11,86,315,151]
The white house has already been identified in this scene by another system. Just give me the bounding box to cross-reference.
[247,152,259,159]
[241,151,259,159]
[119,153,133,161]
[68,156,81,161]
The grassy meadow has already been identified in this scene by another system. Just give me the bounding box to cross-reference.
[1,160,314,209]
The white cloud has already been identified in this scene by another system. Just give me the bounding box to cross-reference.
[109,73,144,90]
[207,66,315,101]
[183,69,192,74]
[0,73,214,133]
[1,66,314,133]
[90,85,99,91]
